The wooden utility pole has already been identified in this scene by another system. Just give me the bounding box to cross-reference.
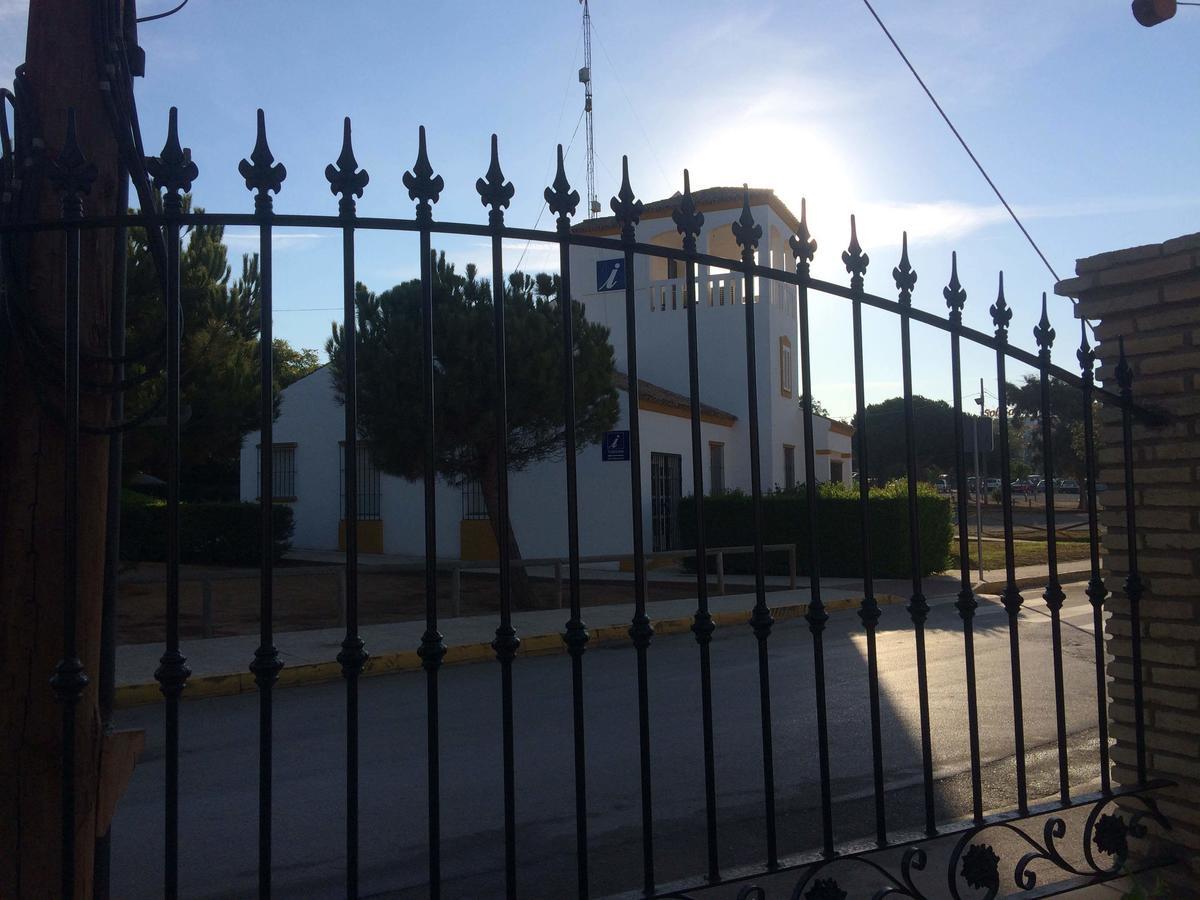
[0,2,122,895]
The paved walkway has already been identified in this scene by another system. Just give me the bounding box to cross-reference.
[114,558,1091,707]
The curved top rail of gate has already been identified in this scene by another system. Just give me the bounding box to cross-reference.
[0,108,1168,421]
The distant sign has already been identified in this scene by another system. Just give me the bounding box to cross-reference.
[965,415,995,453]
[602,429,630,461]
[596,258,625,292]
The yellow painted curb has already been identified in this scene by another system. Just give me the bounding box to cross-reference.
[113,593,906,709]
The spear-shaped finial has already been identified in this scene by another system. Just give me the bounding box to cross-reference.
[147,106,199,211]
[476,133,515,226]
[789,197,817,273]
[672,168,703,252]
[49,108,97,216]
[1034,292,1056,354]
[943,251,967,320]
[403,125,443,221]
[1077,319,1095,378]
[893,231,917,305]
[842,214,869,291]
[238,109,286,212]
[1116,335,1133,393]
[731,184,762,258]
[610,155,643,242]
[989,271,1012,338]
[324,117,369,212]
[544,143,579,226]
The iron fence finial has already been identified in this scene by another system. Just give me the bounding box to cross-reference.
[1116,335,1133,392]
[672,168,703,252]
[944,251,967,321]
[403,125,443,221]
[238,109,286,212]
[789,198,817,274]
[147,106,198,212]
[324,117,368,212]
[842,214,868,291]
[610,155,643,242]
[892,231,917,304]
[989,271,1012,339]
[1034,292,1055,355]
[544,143,579,226]
[732,184,761,257]
[48,108,97,216]
[1077,319,1095,378]
[476,134,514,226]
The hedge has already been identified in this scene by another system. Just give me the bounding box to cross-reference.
[121,494,294,566]
[679,481,952,578]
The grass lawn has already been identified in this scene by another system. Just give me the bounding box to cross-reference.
[949,539,1091,572]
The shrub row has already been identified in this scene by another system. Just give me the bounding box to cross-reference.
[121,492,294,566]
[679,482,952,578]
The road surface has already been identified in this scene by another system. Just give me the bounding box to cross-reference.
[111,584,1108,898]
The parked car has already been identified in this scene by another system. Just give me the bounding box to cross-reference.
[934,475,951,493]
[1058,478,1080,494]
[1011,478,1036,495]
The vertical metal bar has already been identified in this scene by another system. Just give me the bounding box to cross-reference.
[477,135,520,899]
[546,145,590,896]
[146,107,197,899]
[240,108,286,899]
[894,234,936,836]
[944,253,983,823]
[989,273,1028,814]
[325,116,369,899]
[732,189,777,869]
[612,158,655,895]
[1078,323,1110,793]
[48,108,93,900]
[1033,294,1069,803]
[406,124,447,899]
[846,218,887,846]
[1115,337,1146,784]
[673,171,720,882]
[95,159,128,900]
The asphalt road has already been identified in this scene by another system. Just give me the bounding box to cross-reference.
[111,584,1108,899]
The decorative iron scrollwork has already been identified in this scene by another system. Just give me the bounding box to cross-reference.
[669,793,1169,900]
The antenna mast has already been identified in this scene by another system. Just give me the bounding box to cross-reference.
[579,0,600,216]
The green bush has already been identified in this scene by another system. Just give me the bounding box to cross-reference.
[121,498,294,566]
[679,480,952,578]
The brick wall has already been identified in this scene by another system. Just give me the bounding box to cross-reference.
[1056,232,1200,885]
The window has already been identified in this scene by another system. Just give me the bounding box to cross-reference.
[709,442,725,496]
[831,460,845,484]
[461,479,488,520]
[783,444,796,490]
[779,336,793,397]
[255,443,297,500]
[339,442,381,520]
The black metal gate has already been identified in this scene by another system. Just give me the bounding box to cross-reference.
[1,102,1174,899]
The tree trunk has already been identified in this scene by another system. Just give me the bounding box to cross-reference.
[478,450,536,608]
[0,3,120,896]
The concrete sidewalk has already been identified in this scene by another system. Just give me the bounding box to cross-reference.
[114,559,1090,708]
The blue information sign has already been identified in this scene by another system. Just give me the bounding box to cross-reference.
[596,258,625,292]
[602,429,630,461]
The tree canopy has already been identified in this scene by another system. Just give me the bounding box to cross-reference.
[123,202,320,497]
[326,252,618,573]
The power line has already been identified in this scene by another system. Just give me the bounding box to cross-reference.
[859,0,1096,332]
[589,13,671,189]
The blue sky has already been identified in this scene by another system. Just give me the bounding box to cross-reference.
[6,0,1198,418]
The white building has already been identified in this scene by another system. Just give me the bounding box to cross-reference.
[239,187,853,559]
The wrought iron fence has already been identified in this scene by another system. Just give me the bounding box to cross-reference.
[1,104,1173,899]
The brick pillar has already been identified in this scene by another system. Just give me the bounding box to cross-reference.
[1056,231,1200,885]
